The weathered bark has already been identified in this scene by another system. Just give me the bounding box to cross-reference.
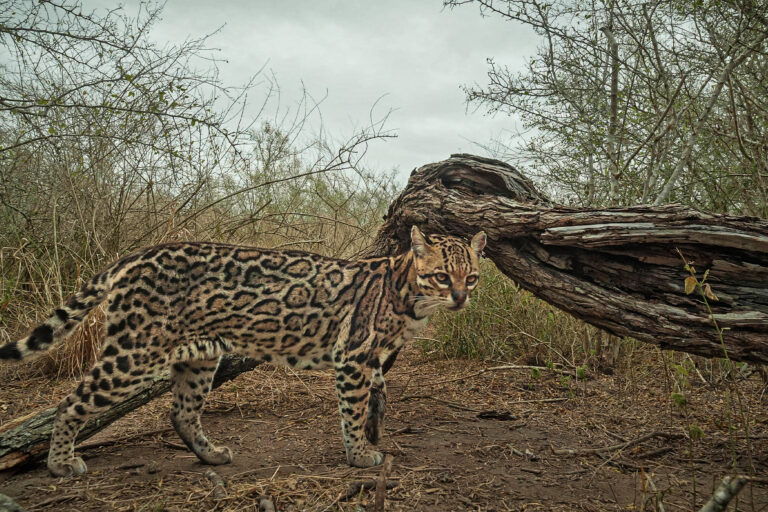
[0,494,27,512]
[0,356,260,472]
[369,154,768,364]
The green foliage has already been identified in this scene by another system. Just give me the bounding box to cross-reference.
[449,0,768,215]
[688,424,704,442]
[671,392,687,408]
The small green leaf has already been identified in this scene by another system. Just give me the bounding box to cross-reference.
[688,424,704,441]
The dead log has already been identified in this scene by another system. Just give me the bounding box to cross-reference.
[699,475,748,512]
[0,494,27,512]
[369,154,768,364]
[0,356,260,472]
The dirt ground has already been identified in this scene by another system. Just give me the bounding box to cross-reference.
[1,345,767,511]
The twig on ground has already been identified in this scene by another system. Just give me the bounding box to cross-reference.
[645,473,666,512]
[524,449,539,461]
[204,469,227,500]
[476,411,517,421]
[375,455,394,512]
[699,475,747,512]
[423,365,572,388]
[399,395,483,412]
[78,427,175,451]
[159,437,187,450]
[339,480,398,501]
[504,397,569,404]
[636,447,673,459]
[25,492,80,509]
[551,431,682,456]
[391,426,424,436]
[116,462,145,471]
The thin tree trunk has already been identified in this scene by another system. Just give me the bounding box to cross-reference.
[368,154,768,364]
[654,31,768,204]
[601,20,620,205]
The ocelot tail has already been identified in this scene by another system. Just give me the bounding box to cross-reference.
[0,226,486,477]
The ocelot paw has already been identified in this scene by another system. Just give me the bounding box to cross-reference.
[347,449,384,468]
[48,456,87,477]
[199,445,232,465]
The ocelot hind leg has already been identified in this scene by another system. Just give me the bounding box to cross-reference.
[364,367,386,445]
[48,344,162,477]
[170,358,231,465]
[365,348,400,445]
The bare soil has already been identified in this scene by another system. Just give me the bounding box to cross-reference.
[1,345,767,511]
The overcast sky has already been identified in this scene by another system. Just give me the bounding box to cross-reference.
[110,1,537,178]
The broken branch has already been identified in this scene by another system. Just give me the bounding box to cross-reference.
[551,431,682,456]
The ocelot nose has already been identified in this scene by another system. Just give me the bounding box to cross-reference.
[451,289,467,304]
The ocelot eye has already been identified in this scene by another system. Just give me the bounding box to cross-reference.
[435,273,450,284]
[466,275,478,286]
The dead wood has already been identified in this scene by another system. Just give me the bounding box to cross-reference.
[391,426,424,436]
[0,494,27,512]
[476,411,517,421]
[374,454,394,512]
[204,469,227,500]
[339,479,399,501]
[368,154,768,364]
[699,475,748,512]
[551,431,682,456]
[0,355,260,472]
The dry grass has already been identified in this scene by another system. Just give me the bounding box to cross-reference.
[0,160,394,379]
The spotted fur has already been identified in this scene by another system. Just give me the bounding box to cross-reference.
[1,226,486,477]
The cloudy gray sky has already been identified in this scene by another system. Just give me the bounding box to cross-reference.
[136,1,535,177]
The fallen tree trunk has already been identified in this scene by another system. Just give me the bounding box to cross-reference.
[369,154,768,364]
[0,356,260,472]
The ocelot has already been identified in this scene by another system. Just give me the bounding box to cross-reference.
[0,226,486,477]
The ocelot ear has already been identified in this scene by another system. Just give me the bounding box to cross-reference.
[410,226,429,257]
[470,231,487,254]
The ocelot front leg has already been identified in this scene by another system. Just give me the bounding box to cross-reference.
[170,358,232,465]
[334,358,383,467]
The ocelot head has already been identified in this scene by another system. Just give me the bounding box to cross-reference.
[409,225,486,315]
